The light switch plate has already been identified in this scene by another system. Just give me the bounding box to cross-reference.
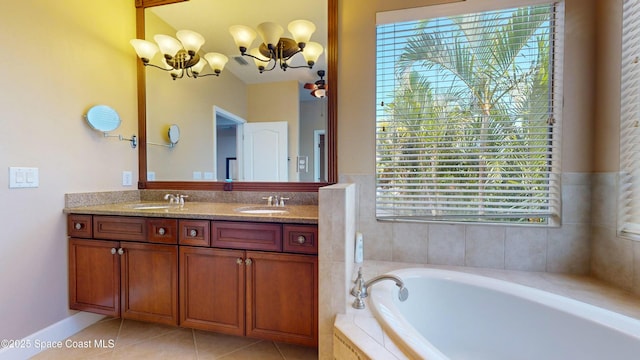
[122,171,133,186]
[9,167,39,188]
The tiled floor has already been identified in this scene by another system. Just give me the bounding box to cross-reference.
[32,318,318,359]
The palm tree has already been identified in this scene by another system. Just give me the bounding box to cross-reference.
[382,5,553,218]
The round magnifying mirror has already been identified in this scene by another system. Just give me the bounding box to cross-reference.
[85,105,121,132]
[168,124,180,145]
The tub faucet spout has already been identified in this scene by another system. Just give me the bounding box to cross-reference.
[350,267,409,309]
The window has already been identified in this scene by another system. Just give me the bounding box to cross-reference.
[619,0,640,238]
[375,0,564,224]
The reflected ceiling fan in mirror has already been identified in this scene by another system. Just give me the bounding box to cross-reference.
[304,70,328,99]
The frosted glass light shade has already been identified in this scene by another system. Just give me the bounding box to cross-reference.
[302,42,323,64]
[229,25,257,50]
[176,30,205,54]
[257,22,284,48]
[288,20,316,45]
[130,39,159,61]
[311,88,327,98]
[191,58,208,74]
[204,52,229,72]
[159,58,173,70]
[154,34,183,58]
[170,67,182,78]
[249,48,270,68]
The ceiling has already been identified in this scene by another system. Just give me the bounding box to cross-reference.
[147,0,328,100]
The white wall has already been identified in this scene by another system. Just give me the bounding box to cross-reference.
[0,0,137,340]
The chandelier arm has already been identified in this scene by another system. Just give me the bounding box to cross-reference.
[144,63,176,72]
[186,67,196,78]
[286,63,314,69]
[171,69,185,80]
[282,49,303,62]
[195,73,221,78]
[260,59,279,72]
[242,53,272,63]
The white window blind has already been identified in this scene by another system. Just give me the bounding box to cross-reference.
[375,2,563,224]
[619,0,640,238]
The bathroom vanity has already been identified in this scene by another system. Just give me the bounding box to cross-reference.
[65,202,318,347]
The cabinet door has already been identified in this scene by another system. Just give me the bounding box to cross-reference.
[179,247,245,335]
[69,239,120,317]
[120,242,178,325]
[245,251,318,346]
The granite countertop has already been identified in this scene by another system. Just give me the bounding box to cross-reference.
[64,201,318,224]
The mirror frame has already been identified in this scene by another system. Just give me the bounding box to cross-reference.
[134,0,337,191]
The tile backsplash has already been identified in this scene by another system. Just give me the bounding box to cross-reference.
[339,172,640,295]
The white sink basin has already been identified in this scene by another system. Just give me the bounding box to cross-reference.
[127,203,171,210]
[235,206,289,215]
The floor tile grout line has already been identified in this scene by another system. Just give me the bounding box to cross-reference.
[192,329,200,360]
[273,341,287,359]
[213,338,266,359]
[112,319,185,351]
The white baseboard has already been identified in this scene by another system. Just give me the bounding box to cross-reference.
[0,312,105,360]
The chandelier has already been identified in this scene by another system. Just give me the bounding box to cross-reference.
[130,30,229,80]
[229,20,323,73]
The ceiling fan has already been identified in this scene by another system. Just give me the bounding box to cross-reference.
[304,70,327,98]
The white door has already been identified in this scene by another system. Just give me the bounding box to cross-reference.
[242,121,288,181]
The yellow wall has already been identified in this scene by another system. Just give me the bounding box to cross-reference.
[338,0,598,176]
[0,0,625,343]
[0,0,136,340]
[144,11,248,180]
[594,0,622,172]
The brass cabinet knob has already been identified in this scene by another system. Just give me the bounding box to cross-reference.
[110,248,117,255]
[117,248,124,255]
[297,235,306,244]
[74,222,82,230]
[189,229,197,237]
[236,258,243,265]
[245,258,252,266]
[158,227,166,236]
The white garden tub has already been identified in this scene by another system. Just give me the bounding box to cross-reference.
[368,268,640,360]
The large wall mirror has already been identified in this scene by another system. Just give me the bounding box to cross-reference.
[135,0,336,192]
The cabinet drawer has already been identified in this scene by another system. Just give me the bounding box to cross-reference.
[211,222,282,251]
[179,220,210,246]
[94,216,146,241]
[283,225,318,255]
[148,219,178,244]
[68,214,92,238]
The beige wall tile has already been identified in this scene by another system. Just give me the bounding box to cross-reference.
[428,224,466,266]
[465,226,505,268]
[505,227,548,271]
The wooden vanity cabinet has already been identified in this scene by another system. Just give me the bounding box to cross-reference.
[179,247,245,335]
[68,214,318,347]
[180,221,318,347]
[68,238,120,317]
[246,251,318,346]
[68,215,179,326]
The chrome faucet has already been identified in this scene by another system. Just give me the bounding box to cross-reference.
[350,267,409,309]
[164,193,187,205]
[261,195,289,207]
[164,193,179,204]
[262,195,274,206]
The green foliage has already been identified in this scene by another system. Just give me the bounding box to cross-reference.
[376,5,554,221]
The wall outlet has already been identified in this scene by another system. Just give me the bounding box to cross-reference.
[193,171,202,180]
[355,232,364,263]
[122,171,133,186]
[147,171,156,181]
